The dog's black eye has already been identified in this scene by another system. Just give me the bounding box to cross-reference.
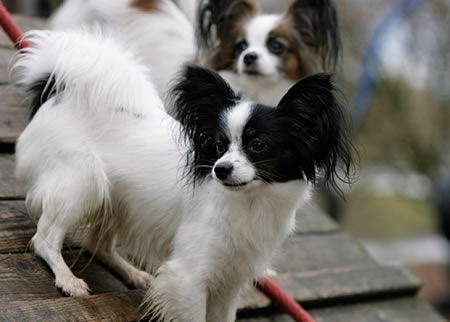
[267,37,286,55]
[235,39,248,54]
[249,138,266,153]
[215,141,226,155]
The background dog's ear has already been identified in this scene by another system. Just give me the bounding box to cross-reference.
[285,0,341,71]
[277,73,354,193]
[197,0,257,50]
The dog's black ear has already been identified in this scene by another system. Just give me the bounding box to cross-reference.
[277,73,354,193]
[286,0,341,71]
[170,65,240,183]
[170,64,239,127]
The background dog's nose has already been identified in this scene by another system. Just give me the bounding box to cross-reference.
[214,162,234,180]
[243,52,258,66]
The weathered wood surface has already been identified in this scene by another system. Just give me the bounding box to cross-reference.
[276,233,373,273]
[0,13,444,322]
[0,252,129,302]
[295,203,339,233]
[0,155,25,199]
[240,298,447,322]
[0,289,144,322]
[0,48,15,84]
[0,200,421,313]
[0,86,28,145]
[0,201,31,252]
[270,265,420,306]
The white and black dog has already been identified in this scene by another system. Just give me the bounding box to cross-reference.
[14,30,353,321]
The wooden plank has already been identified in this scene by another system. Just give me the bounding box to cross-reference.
[309,297,447,322]
[275,232,374,274]
[0,201,32,253]
[0,155,25,199]
[0,84,23,106]
[239,265,420,311]
[0,48,15,83]
[0,15,47,49]
[0,202,356,272]
[0,289,144,322]
[239,298,446,322]
[0,252,129,302]
[295,202,339,234]
[0,86,28,145]
[0,202,421,315]
[270,265,420,306]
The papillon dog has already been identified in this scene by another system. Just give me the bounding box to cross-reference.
[50,0,341,106]
[197,0,341,106]
[14,30,352,321]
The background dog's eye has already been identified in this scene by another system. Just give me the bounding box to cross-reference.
[249,139,266,153]
[215,141,226,155]
[235,39,248,53]
[267,38,286,55]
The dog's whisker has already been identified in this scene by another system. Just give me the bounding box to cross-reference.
[252,159,278,165]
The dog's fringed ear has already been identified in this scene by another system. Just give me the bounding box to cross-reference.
[285,0,341,71]
[197,0,257,50]
[277,73,354,194]
[170,65,239,128]
[170,65,240,182]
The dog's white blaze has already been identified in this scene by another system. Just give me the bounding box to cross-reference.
[245,15,281,49]
[214,102,256,184]
[224,101,252,141]
[237,15,282,76]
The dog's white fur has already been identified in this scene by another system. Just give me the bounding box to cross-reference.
[50,0,194,102]
[15,30,310,321]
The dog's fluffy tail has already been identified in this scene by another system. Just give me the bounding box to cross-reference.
[13,29,164,120]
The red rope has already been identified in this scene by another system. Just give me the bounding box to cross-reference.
[257,277,315,322]
[0,3,314,322]
[0,1,30,49]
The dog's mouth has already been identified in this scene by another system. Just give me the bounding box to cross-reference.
[223,181,251,190]
[244,69,262,77]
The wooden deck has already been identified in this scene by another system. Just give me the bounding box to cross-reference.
[0,15,446,322]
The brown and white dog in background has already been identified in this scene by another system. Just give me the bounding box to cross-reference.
[197,0,341,105]
[51,0,341,106]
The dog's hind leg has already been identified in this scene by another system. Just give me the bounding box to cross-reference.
[86,226,154,289]
[29,157,110,297]
[32,202,91,297]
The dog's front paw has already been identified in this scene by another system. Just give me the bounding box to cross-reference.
[56,274,90,297]
[130,270,154,289]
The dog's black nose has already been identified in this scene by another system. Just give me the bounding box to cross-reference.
[243,52,258,66]
[214,162,233,180]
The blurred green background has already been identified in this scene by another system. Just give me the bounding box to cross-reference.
[336,0,449,241]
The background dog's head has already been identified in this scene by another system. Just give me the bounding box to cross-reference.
[197,0,341,81]
[171,65,353,192]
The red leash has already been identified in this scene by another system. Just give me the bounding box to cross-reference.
[0,3,315,322]
[0,1,30,49]
[258,277,315,322]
